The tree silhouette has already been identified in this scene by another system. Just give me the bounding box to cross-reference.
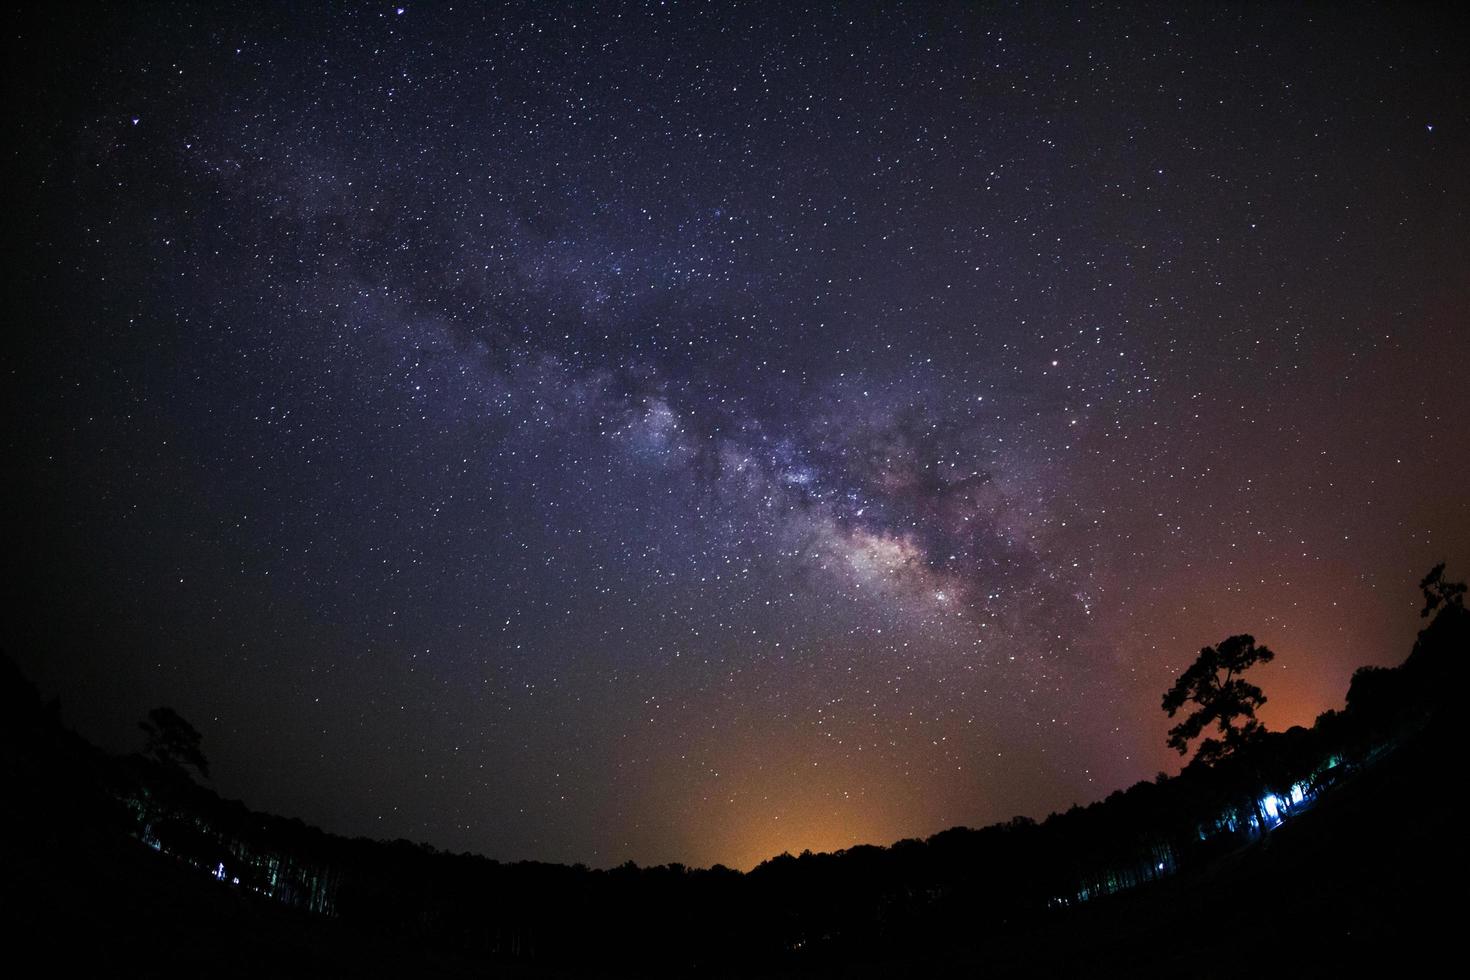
[1418,562,1466,618]
[1161,634,1275,766]
[139,706,210,780]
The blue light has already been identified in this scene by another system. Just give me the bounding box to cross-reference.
[1261,794,1280,820]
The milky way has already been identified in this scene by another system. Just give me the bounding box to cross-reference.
[9,3,1468,869]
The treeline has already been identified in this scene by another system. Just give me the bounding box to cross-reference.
[2,572,1464,972]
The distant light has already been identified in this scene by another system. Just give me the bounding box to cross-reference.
[1157,862,1164,871]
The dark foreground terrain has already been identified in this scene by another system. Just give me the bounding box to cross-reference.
[3,707,1459,978]
[4,584,1465,976]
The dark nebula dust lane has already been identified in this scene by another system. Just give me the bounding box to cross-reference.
[7,2,1468,870]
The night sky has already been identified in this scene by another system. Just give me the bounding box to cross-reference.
[8,2,1468,872]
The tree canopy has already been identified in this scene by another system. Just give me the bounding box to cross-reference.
[139,706,210,780]
[1418,562,1467,618]
[1162,634,1275,766]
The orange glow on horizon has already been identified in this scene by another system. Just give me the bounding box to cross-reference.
[713,800,900,872]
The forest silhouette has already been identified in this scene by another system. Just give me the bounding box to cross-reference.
[2,564,1464,976]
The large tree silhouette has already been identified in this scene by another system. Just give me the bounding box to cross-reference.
[139,706,210,780]
[1161,634,1275,766]
[1418,562,1467,618]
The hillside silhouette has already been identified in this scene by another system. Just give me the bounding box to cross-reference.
[2,566,1464,977]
